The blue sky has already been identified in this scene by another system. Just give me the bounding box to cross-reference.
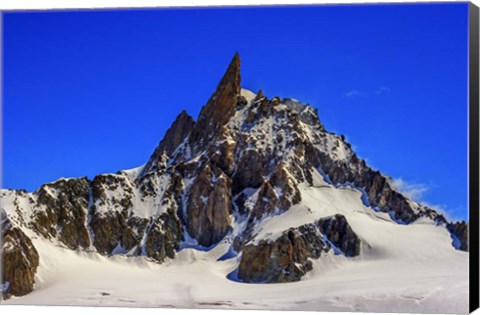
[3,3,469,220]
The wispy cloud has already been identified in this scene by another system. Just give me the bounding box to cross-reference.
[389,177,463,222]
[344,90,367,98]
[422,202,464,222]
[390,177,429,201]
[344,86,391,98]
[374,86,392,94]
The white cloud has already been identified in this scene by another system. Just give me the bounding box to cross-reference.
[344,86,391,98]
[374,86,392,94]
[344,90,367,98]
[422,202,463,222]
[390,177,429,201]
[389,177,463,222]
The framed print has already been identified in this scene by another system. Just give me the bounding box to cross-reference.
[1,1,479,314]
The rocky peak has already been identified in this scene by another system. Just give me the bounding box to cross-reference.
[253,89,265,101]
[189,52,241,149]
[143,110,195,175]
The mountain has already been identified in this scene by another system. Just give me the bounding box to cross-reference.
[0,53,469,312]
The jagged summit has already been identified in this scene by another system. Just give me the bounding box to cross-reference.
[189,52,242,148]
[144,52,243,175]
[143,110,194,175]
[217,51,241,93]
[0,54,468,303]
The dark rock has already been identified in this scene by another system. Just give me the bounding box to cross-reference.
[318,214,361,257]
[251,181,278,220]
[306,145,420,225]
[447,221,468,251]
[186,164,232,247]
[90,211,127,255]
[143,110,195,174]
[270,163,301,211]
[92,174,133,215]
[209,139,237,176]
[245,109,257,124]
[236,95,248,108]
[29,208,58,240]
[300,107,322,127]
[121,216,149,251]
[1,211,39,298]
[238,215,360,283]
[145,210,183,261]
[232,149,265,194]
[418,207,447,225]
[258,98,271,115]
[164,170,184,203]
[253,89,265,102]
[189,52,241,150]
[238,223,329,283]
[30,178,91,250]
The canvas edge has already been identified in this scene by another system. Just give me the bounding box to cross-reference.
[0,9,5,304]
[469,1,480,313]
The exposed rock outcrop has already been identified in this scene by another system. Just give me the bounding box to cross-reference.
[306,145,420,225]
[209,138,237,177]
[30,178,91,250]
[232,149,265,194]
[238,223,329,283]
[1,210,39,298]
[144,209,183,262]
[318,214,361,257]
[92,174,134,215]
[90,211,127,255]
[189,52,241,150]
[270,163,301,211]
[121,216,149,252]
[186,164,232,247]
[238,214,361,283]
[143,110,195,174]
[447,221,468,251]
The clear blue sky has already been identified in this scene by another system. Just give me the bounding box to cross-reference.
[3,3,469,220]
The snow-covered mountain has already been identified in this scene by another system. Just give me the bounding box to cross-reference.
[0,53,469,312]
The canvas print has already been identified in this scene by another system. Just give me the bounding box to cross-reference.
[1,2,478,314]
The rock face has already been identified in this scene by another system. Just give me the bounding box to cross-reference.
[447,221,468,251]
[237,215,361,283]
[186,164,232,247]
[143,110,195,174]
[189,52,241,150]
[90,211,127,255]
[232,149,265,193]
[1,210,39,298]
[318,214,361,257]
[145,210,183,261]
[89,171,185,259]
[30,177,91,250]
[89,174,132,254]
[238,223,330,283]
[121,216,149,252]
[305,148,421,224]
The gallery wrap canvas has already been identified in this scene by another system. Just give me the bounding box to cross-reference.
[0,1,479,314]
